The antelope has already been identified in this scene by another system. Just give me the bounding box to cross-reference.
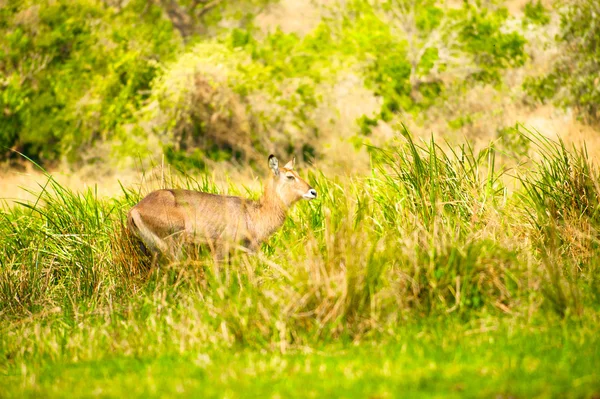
[126,155,317,259]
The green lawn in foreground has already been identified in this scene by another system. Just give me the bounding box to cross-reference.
[3,320,599,399]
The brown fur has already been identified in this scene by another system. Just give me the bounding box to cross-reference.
[127,156,316,258]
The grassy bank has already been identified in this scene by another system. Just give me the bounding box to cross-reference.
[1,129,600,396]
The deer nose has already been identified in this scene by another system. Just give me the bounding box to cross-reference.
[303,188,317,200]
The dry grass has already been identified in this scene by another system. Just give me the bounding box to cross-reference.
[0,164,138,206]
[255,0,333,35]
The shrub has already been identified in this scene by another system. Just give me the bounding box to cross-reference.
[141,44,253,167]
[141,36,342,168]
[524,0,551,26]
[334,0,527,133]
[0,0,179,163]
[524,0,600,125]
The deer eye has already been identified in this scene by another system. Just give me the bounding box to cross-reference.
[286,174,295,181]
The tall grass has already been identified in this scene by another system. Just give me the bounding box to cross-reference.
[517,131,600,316]
[1,129,599,371]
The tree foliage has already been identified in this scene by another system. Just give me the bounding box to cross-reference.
[524,0,600,125]
[328,0,527,132]
[0,0,529,165]
[0,0,179,162]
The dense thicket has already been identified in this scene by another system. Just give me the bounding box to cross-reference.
[1,0,535,167]
[0,0,270,164]
[0,0,177,162]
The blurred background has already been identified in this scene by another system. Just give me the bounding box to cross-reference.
[1,0,598,196]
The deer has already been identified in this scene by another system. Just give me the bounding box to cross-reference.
[126,155,317,260]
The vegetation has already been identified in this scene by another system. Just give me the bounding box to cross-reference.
[0,0,178,162]
[2,0,600,396]
[2,129,600,396]
[525,0,600,125]
[1,0,530,166]
[3,322,599,398]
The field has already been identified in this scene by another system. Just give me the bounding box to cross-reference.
[2,131,600,397]
[2,0,600,397]
[4,321,600,398]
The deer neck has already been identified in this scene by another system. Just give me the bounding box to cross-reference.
[249,179,288,241]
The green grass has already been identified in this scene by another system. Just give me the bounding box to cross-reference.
[3,319,599,398]
[2,130,600,397]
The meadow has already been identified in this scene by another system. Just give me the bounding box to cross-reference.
[2,0,600,397]
[2,130,600,397]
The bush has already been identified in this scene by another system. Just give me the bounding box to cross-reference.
[335,0,527,133]
[524,0,551,26]
[0,0,529,166]
[141,43,253,167]
[0,0,179,163]
[524,0,600,125]
[141,36,340,168]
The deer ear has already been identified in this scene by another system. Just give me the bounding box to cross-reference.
[283,157,295,170]
[268,154,280,175]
